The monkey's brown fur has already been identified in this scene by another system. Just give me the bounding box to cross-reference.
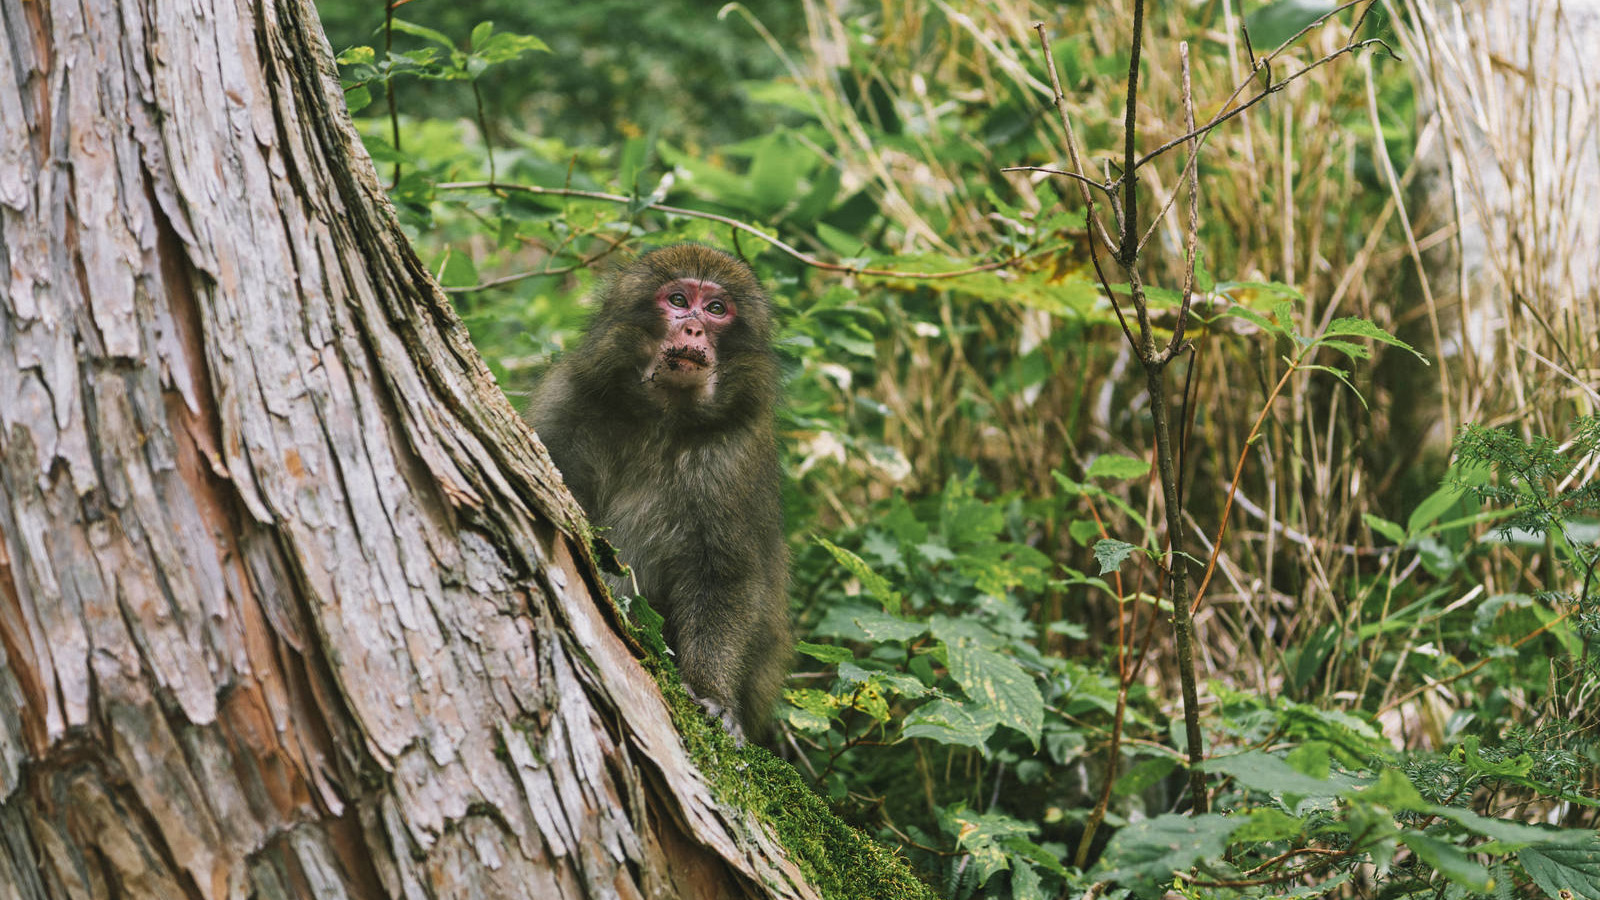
[531,244,790,739]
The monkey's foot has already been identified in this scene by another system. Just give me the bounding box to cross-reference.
[686,688,746,746]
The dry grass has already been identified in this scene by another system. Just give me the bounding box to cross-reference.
[783,0,1595,744]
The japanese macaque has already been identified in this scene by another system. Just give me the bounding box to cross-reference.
[531,244,790,740]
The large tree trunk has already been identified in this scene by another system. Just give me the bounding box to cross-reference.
[0,0,815,896]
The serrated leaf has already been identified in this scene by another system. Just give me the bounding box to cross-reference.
[1324,316,1427,361]
[945,642,1043,747]
[902,698,997,751]
[1093,539,1139,575]
[1520,838,1600,900]
[1010,860,1045,900]
[1313,338,1372,360]
[1086,454,1151,481]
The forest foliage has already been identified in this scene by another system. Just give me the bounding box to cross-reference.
[319,1,1599,897]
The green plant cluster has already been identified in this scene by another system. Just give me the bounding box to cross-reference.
[323,0,1600,897]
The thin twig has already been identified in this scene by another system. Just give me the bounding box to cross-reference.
[435,180,1061,280]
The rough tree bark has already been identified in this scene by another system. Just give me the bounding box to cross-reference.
[0,0,816,896]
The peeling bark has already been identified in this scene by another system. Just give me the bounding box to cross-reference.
[0,0,815,896]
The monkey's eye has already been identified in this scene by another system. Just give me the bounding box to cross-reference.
[706,300,727,316]
[668,292,689,308]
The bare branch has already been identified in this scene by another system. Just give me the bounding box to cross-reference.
[435,181,1056,281]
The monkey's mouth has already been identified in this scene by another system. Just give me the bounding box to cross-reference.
[659,345,710,371]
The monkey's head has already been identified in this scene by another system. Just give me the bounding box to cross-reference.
[582,244,779,427]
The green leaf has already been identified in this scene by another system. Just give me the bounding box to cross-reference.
[1009,860,1045,900]
[945,641,1044,747]
[1200,750,1358,799]
[1406,481,1466,536]
[337,45,376,65]
[1312,338,1371,361]
[1086,454,1151,481]
[1230,808,1305,843]
[1093,539,1139,575]
[902,699,997,751]
[1427,806,1592,850]
[1217,304,1286,337]
[388,18,457,50]
[1520,838,1600,900]
[344,85,372,114]
[780,688,837,734]
[1245,0,1339,48]
[1324,316,1427,362]
[1363,513,1406,545]
[1112,756,1179,798]
[436,248,478,288]
[817,537,903,613]
[849,608,926,643]
[795,641,853,664]
[1067,519,1103,546]
[1101,813,1240,894]
[1399,832,1490,891]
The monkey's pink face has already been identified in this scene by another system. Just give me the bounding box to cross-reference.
[642,278,734,400]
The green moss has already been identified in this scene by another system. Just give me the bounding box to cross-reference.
[643,647,936,899]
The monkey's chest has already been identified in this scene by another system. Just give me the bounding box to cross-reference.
[594,451,747,600]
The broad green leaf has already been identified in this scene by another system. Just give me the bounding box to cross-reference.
[1112,755,1178,798]
[1428,806,1592,849]
[1010,860,1045,900]
[836,662,931,698]
[1067,519,1102,546]
[436,248,478,288]
[1399,832,1489,891]
[388,18,457,50]
[1200,750,1358,798]
[902,698,997,751]
[1100,813,1240,894]
[1521,839,1600,900]
[1354,767,1429,812]
[795,641,853,665]
[1086,454,1151,481]
[1246,0,1339,48]
[780,688,836,734]
[1230,808,1305,843]
[850,608,926,643]
[945,642,1044,747]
